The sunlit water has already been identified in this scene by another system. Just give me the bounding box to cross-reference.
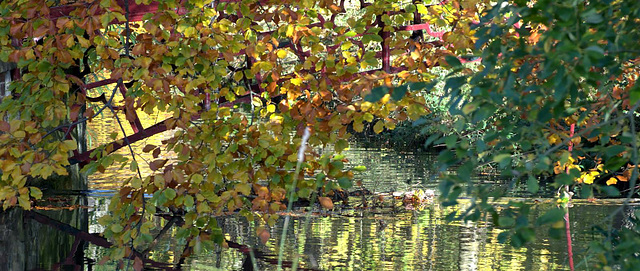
[3,110,638,270]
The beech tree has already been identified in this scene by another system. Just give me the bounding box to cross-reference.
[0,0,482,265]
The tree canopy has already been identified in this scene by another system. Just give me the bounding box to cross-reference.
[1,0,639,269]
[0,0,478,264]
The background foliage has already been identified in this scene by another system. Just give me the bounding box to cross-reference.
[428,0,640,268]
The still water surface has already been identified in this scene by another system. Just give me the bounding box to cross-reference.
[4,110,637,270]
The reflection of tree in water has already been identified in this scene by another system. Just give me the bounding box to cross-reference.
[0,195,87,270]
[3,198,634,270]
[346,142,439,193]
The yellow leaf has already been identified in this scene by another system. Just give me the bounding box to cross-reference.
[380,94,391,104]
[18,193,30,209]
[606,177,618,186]
[385,121,396,130]
[276,49,287,59]
[9,119,21,133]
[131,178,142,189]
[236,183,251,196]
[40,165,53,179]
[29,187,42,199]
[373,120,384,134]
[286,25,294,37]
[63,140,77,151]
[363,113,374,122]
[51,153,65,162]
[462,103,477,115]
[353,121,364,132]
[360,102,373,111]
[548,134,561,145]
[291,78,303,86]
[13,131,25,139]
[234,71,244,82]
[266,104,276,113]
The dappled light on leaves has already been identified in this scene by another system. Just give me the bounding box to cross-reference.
[0,0,481,264]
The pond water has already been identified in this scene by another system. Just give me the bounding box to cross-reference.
[2,110,639,270]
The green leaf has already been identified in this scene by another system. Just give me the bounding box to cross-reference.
[555,173,575,185]
[629,84,640,106]
[581,186,593,199]
[445,55,462,68]
[36,61,52,72]
[445,135,457,149]
[443,76,466,94]
[536,208,565,226]
[29,187,43,199]
[499,216,515,227]
[605,145,626,158]
[424,134,441,148]
[599,185,620,197]
[527,176,539,194]
[582,11,603,24]
[344,31,357,37]
[335,139,349,152]
[493,153,511,164]
[512,227,535,248]
[111,224,124,233]
[164,188,177,200]
[365,86,388,102]
[352,165,366,172]
[585,45,605,57]
[337,177,352,189]
[391,84,408,101]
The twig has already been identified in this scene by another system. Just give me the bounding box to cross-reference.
[24,210,176,269]
[108,91,146,269]
[141,216,178,255]
[42,80,120,140]
[277,127,311,271]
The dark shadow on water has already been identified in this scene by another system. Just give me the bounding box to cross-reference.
[0,194,88,270]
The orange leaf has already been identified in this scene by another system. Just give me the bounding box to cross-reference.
[133,256,143,271]
[0,121,9,133]
[257,228,270,244]
[56,18,70,29]
[318,197,334,209]
[69,105,81,121]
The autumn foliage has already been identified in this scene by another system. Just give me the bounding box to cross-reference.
[0,0,485,262]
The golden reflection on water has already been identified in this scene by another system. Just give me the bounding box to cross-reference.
[84,114,630,270]
[176,201,616,271]
[86,108,174,192]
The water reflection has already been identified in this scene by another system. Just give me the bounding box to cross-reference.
[0,195,88,270]
[345,144,438,194]
[177,201,631,270]
[86,109,175,193]
[6,192,635,270]
[3,111,638,270]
